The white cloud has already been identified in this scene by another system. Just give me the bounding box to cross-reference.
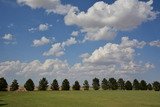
[80,37,151,74]
[17,0,74,15]
[62,37,77,47]
[149,40,160,47]
[44,37,77,57]
[28,23,52,32]
[2,33,17,45]
[43,43,64,57]
[71,31,79,37]
[0,59,69,81]
[38,23,51,31]
[2,34,14,40]
[65,0,157,41]
[0,37,155,83]
[33,36,50,47]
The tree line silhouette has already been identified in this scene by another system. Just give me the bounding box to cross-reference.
[0,77,160,91]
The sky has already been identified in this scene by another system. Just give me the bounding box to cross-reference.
[0,0,160,85]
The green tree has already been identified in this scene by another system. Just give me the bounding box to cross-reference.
[109,78,118,90]
[83,80,89,90]
[72,81,80,90]
[92,78,100,90]
[61,79,70,90]
[147,83,153,90]
[140,80,147,90]
[101,78,109,90]
[51,79,59,91]
[0,77,8,91]
[152,81,160,91]
[10,79,19,91]
[117,78,125,90]
[38,78,48,91]
[24,79,35,91]
[133,79,140,90]
[125,81,132,90]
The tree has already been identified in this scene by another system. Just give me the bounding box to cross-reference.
[125,81,132,90]
[72,81,80,90]
[133,79,140,90]
[51,79,59,91]
[61,79,70,90]
[24,79,35,91]
[83,80,89,90]
[109,78,118,90]
[38,78,48,91]
[117,78,125,90]
[10,79,19,91]
[152,81,160,91]
[101,78,109,90]
[147,83,153,90]
[0,77,8,91]
[140,80,147,90]
[92,78,100,90]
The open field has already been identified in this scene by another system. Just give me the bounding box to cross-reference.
[0,91,160,107]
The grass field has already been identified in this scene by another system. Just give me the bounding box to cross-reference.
[0,91,160,107]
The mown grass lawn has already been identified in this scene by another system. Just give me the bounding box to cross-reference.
[0,91,160,107]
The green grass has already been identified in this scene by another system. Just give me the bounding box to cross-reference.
[0,91,160,107]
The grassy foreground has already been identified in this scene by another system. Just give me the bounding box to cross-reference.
[0,91,160,107]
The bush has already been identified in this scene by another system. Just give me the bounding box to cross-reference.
[92,78,100,90]
[0,77,8,91]
[61,79,70,90]
[83,80,89,90]
[24,79,35,91]
[38,78,48,91]
[72,81,80,90]
[10,79,19,91]
[51,79,59,91]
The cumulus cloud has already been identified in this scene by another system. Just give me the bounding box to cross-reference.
[38,23,51,31]
[28,23,52,32]
[65,0,157,41]
[2,34,14,40]
[149,40,160,47]
[71,31,79,37]
[80,37,151,74]
[82,37,146,64]
[17,0,74,15]
[43,43,65,57]
[2,33,17,45]
[0,37,155,83]
[33,36,50,47]
[44,37,77,57]
[62,37,77,47]
[0,59,69,81]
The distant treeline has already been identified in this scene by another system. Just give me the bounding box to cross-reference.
[0,77,160,91]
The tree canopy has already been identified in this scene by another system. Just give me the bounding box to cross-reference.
[61,79,70,90]
[0,77,8,91]
[24,79,35,91]
[92,78,100,90]
[51,79,59,91]
[10,79,19,91]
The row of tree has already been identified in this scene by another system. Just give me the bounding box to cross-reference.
[0,77,160,91]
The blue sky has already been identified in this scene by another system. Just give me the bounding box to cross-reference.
[0,0,160,85]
